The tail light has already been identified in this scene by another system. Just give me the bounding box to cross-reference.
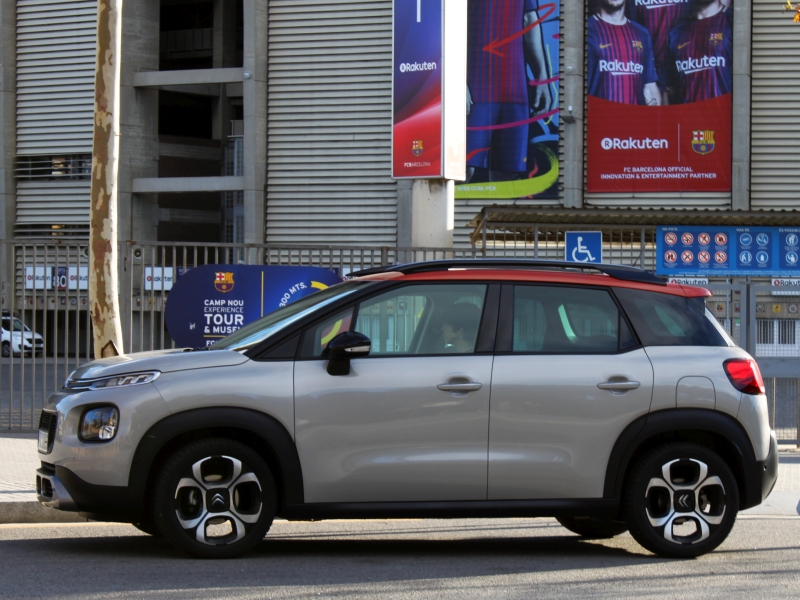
[723,358,765,395]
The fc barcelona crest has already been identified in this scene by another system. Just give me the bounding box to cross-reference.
[691,130,716,155]
[214,271,234,293]
[412,140,423,156]
[709,32,723,46]
[631,39,643,53]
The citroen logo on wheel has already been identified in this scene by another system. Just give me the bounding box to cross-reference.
[677,493,691,509]
[211,493,225,508]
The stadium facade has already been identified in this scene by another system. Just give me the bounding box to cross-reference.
[0,0,797,251]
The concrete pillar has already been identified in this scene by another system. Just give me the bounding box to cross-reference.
[561,0,585,209]
[407,180,454,248]
[396,180,413,247]
[118,0,159,242]
[0,0,15,243]
[213,0,238,69]
[242,0,267,245]
[731,0,751,211]
[0,0,15,307]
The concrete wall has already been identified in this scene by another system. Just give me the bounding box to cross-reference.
[119,0,160,242]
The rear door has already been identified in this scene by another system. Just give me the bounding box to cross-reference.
[488,284,654,500]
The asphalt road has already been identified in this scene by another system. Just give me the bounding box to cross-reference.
[0,516,798,599]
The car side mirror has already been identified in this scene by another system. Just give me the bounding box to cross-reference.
[324,331,371,376]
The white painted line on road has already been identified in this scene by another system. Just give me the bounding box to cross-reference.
[0,521,130,530]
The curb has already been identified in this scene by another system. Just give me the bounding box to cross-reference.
[0,501,88,525]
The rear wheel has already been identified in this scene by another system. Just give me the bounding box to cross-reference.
[153,438,276,558]
[624,442,738,558]
[557,516,628,539]
[1,342,9,357]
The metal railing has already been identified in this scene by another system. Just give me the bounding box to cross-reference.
[1,240,798,442]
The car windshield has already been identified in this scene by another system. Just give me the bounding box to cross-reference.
[212,279,373,352]
[2,318,29,332]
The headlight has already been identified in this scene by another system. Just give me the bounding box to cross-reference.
[65,371,160,391]
[80,406,119,441]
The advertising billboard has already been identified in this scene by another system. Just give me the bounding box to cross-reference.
[164,265,343,348]
[392,0,467,180]
[656,226,800,277]
[586,0,732,193]
[455,0,560,200]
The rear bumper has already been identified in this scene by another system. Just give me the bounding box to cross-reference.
[36,464,144,523]
[741,430,779,510]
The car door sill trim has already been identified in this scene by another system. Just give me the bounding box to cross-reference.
[280,498,619,521]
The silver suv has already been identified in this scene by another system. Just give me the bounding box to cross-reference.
[36,260,778,558]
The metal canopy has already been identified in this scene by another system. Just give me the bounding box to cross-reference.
[468,207,800,245]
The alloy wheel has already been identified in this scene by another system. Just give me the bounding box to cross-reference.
[625,442,738,558]
[153,438,276,558]
[174,455,263,546]
[644,458,727,545]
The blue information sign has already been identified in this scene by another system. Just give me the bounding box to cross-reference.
[565,231,603,264]
[164,265,343,348]
[656,226,800,276]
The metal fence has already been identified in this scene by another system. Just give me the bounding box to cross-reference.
[1,240,799,442]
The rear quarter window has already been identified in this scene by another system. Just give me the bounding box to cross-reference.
[615,288,728,347]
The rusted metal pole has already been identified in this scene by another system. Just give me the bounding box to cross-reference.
[89,0,124,358]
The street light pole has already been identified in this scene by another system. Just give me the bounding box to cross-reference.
[89,0,124,358]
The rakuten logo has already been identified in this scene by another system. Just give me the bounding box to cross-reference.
[675,56,725,74]
[399,61,437,73]
[635,0,688,7]
[601,137,669,150]
[599,60,644,76]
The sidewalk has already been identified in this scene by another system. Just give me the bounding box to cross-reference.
[0,433,798,524]
[0,433,86,524]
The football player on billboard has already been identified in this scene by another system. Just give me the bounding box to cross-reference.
[587,0,660,106]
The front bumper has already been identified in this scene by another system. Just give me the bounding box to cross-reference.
[741,430,779,510]
[36,463,144,523]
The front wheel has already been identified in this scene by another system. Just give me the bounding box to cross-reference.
[624,442,739,558]
[557,516,628,539]
[152,438,276,558]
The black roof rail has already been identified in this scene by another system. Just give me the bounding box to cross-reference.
[351,259,667,286]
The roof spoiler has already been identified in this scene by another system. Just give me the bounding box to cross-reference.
[351,259,667,286]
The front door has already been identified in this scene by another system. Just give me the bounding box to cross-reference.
[488,284,654,500]
[295,283,493,503]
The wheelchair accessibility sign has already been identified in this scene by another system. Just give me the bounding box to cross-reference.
[565,231,603,264]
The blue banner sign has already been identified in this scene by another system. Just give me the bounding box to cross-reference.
[656,226,800,277]
[164,265,343,348]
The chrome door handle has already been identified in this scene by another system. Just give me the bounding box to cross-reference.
[437,382,482,392]
[597,381,640,391]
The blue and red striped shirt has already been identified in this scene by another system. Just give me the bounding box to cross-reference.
[587,16,657,105]
[467,0,539,104]
[666,7,733,103]
[627,0,691,87]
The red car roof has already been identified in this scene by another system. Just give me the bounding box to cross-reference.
[359,269,710,298]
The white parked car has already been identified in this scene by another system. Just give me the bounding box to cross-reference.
[1,311,44,357]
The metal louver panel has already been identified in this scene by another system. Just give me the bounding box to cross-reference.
[266,0,397,245]
[16,180,90,224]
[16,0,96,155]
[750,0,800,210]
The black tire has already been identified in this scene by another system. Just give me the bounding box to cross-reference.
[1,342,9,358]
[152,438,276,558]
[557,516,628,539]
[624,442,738,558]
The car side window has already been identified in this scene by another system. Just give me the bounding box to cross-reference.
[354,284,487,356]
[614,288,727,346]
[513,286,631,354]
